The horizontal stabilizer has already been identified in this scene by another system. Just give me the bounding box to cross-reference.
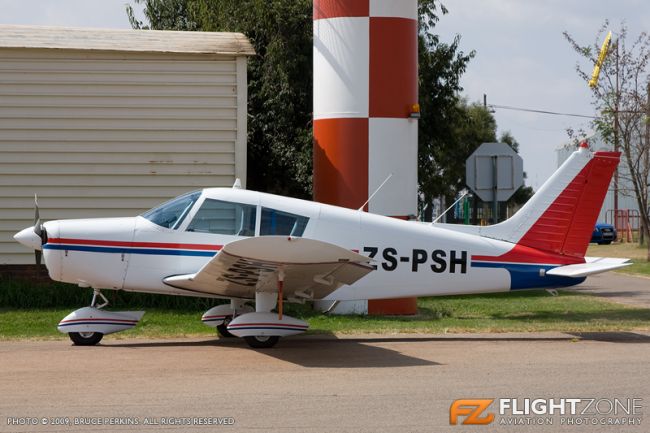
[545,257,631,278]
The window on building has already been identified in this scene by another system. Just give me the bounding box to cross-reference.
[260,207,309,237]
[141,191,201,229]
[187,199,256,236]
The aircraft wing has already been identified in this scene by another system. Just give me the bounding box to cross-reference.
[163,236,374,300]
[546,257,631,278]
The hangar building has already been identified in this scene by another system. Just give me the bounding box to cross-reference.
[0,25,254,265]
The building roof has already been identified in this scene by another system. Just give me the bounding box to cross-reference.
[0,24,255,56]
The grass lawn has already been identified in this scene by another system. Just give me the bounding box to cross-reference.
[1,243,648,342]
[587,242,650,276]
[2,289,649,341]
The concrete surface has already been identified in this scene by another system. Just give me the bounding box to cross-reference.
[1,332,649,433]
[574,272,650,307]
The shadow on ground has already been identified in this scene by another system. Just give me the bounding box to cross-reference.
[103,334,440,369]
[569,331,650,343]
[99,329,650,368]
[487,308,650,323]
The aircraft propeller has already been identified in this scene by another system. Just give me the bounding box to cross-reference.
[33,194,46,265]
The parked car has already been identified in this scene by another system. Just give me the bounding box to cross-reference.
[591,222,617,244]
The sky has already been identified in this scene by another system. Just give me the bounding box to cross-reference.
[0,0,648,190]
[434,0,649,189]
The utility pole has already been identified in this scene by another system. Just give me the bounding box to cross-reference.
[613,40,620,229]
[646,81,650,260]
[483,94,499,223]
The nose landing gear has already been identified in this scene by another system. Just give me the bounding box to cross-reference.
[58,289,145,346]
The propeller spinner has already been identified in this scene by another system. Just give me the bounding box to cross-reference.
[13,195,47,264]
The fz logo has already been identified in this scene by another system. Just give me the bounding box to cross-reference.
[449,399,495,425]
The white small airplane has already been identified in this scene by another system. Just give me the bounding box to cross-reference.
[14,144,629,348]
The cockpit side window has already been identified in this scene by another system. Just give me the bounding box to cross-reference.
[141,191,201,229]
[187,199,256,236]
[260,207,309,237]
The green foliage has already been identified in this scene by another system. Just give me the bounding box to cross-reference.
[3,290,650,340]
[419,99,499,218]
[499,132,534,206]
[127,0,197,30]
[0,279,217,310]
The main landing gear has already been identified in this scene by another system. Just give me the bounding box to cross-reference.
[224,271,309,349]
[243,335,280,349]
[201,299,254,338]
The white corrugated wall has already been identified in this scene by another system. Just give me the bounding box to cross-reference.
[0,48,248,264]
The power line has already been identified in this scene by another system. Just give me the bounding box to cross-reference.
[488,104,599,119]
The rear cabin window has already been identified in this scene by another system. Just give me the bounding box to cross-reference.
[260,207,309,237]
[187,199,256,236]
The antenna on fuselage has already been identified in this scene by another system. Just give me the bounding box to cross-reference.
[232,178,242,189]
[358,173,393,211]
[431,191,470,224]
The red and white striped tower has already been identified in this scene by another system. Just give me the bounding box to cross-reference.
[313,0,418,315]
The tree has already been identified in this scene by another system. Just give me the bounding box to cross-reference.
[500,132,534,208]
[419,95,497,220]
[417,2,475,220]
[127,0,197,30]
[564,22,650,258]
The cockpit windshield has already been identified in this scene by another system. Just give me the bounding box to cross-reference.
[141,191,201,229]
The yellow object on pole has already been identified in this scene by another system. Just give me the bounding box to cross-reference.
[589,31,612,88]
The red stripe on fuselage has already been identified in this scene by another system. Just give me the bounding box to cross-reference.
[472,244,584,266]
[47,238,222,251]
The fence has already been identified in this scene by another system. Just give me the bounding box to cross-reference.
[605,209,640,242]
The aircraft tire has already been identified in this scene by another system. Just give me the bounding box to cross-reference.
[68,332,103,346]
[216,323,236,338]
[244,335,280,349]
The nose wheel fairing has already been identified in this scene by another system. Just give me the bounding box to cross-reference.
[58,289,145,345]
[57,307,145,338]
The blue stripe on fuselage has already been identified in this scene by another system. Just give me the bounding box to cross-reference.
[471,261,585,290]
[43,244,216,257]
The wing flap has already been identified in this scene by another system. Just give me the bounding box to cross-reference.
[163,236,373,299]
[546,257,631,278]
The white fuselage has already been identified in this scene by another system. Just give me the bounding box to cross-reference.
[40,188,581,301]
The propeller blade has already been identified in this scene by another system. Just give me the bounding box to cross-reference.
[33,194,45,265]
[33,194,42,237]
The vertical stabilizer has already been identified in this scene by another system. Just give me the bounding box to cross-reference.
[479,145,619,258]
